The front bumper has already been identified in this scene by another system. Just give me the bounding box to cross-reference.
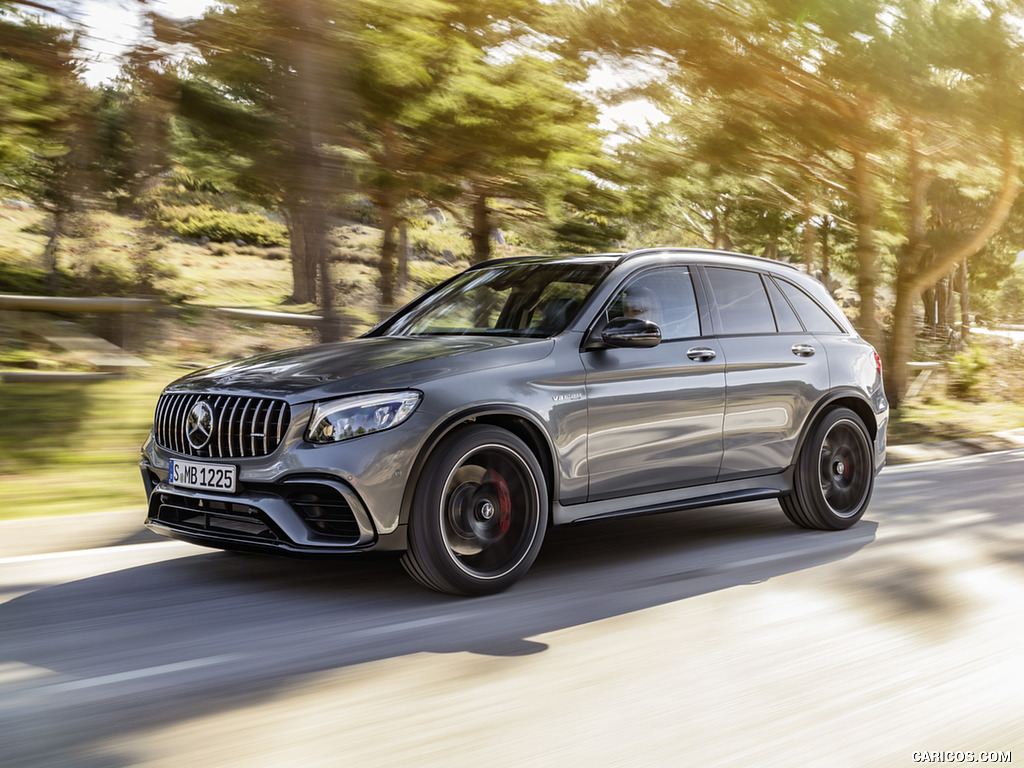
[142,467,400,554]
[138,396,441,555]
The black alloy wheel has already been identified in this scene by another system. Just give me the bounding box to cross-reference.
[402,425,548,596]
[781,407,874,530]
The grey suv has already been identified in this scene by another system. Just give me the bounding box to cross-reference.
[140,248,888,595]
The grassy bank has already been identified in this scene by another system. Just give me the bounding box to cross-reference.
[0,373,166,520]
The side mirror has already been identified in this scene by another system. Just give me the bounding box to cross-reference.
[595,316,662,349]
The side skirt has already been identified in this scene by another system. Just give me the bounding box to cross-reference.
[552,471,793,526]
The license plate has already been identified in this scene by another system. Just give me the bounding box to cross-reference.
[169,459,237,493]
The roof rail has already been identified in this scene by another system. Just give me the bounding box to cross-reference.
[621,247,800,271]
[467,252,626,269]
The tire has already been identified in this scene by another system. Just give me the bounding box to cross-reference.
[780,407,874,531]
[401,425,548,596]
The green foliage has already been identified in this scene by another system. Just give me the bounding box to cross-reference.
[407,229,472,261]
[0,58,56,175]
[948,345,989,399]
[335,196,381,226]
[0,253,48,294]
[989,260,1024,323]
[71,259,139,296]
[18,219,50,236]
[59,247,180,298]
[148,203,288,246]
[552,207,626,253]
[408,260,457,290]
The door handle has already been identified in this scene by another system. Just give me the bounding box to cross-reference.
[791,343,816,357]
[686,346,717,362]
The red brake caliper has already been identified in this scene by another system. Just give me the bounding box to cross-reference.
[485,469,513,535]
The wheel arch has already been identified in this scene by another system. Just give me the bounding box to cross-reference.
[794,390,878,464]
[400,406,557,528]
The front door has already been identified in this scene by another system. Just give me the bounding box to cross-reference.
[582,267,726,501]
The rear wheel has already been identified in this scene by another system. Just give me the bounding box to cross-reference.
[401,425,548,596]
[781,407,874,530]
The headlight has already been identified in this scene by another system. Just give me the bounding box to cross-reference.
[306,391,421,444]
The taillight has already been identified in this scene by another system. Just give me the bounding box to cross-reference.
[873,350,883,379]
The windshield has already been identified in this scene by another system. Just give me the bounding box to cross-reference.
[381,261,613,338]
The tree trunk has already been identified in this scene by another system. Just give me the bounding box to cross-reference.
[284,206,317,304]
[470,189,490,264]
[288,0,337,334]
[379,200,398,309]
[851,146,880,348]
[43,209,64,294]
[820,215,832,292]
[922,286,936,332]
[959,259,970,340]
[305,199,339,342]
[884,121,930,406]
[885,276,919,409]
[802,194,816,276]
[944,271,957,332]
[936,276,950,331]
[397,222,409,292]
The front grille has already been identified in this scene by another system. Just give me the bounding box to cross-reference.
[155,393,290,458]
[152,493,280,542]
[285,483,362,542]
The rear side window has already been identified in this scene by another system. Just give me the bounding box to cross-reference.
[764,277,804,333]
[705,267,775,335]
[775,278,845,334]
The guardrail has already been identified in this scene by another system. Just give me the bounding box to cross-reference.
[0,294,159,313]
[0,294,324,327]
[1,294,325,383]
[213,307,323,327]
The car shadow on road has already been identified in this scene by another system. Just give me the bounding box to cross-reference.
[0,501,876,767]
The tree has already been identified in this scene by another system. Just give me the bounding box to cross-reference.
[883,3,1024,405]
[442,51,608,263]
[1,2,92,292]
[561,0,900,344]
[341,0,484,306]
[153,0,355,336]
[344,0,606,303]
[565,0,1024,405]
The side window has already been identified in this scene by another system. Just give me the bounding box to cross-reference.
[775,278,845,334]
[705,267,776,335]
[764,277,804,333]
[609,267,701,341]
[525,281,591,334]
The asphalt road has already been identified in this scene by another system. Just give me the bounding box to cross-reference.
[2,450,1023,767]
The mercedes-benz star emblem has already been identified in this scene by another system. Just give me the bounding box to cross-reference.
[186,401,214,450]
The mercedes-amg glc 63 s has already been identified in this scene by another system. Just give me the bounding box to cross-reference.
[141,248,888,595]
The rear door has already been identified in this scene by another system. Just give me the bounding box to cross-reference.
[700,266,831,481]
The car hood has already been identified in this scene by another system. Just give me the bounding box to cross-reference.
[166,335,555,401]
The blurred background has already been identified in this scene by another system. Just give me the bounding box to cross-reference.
[2,0,1024,520]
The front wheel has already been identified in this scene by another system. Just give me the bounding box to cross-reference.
[401,425,548,596]
[780,407,874,530]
